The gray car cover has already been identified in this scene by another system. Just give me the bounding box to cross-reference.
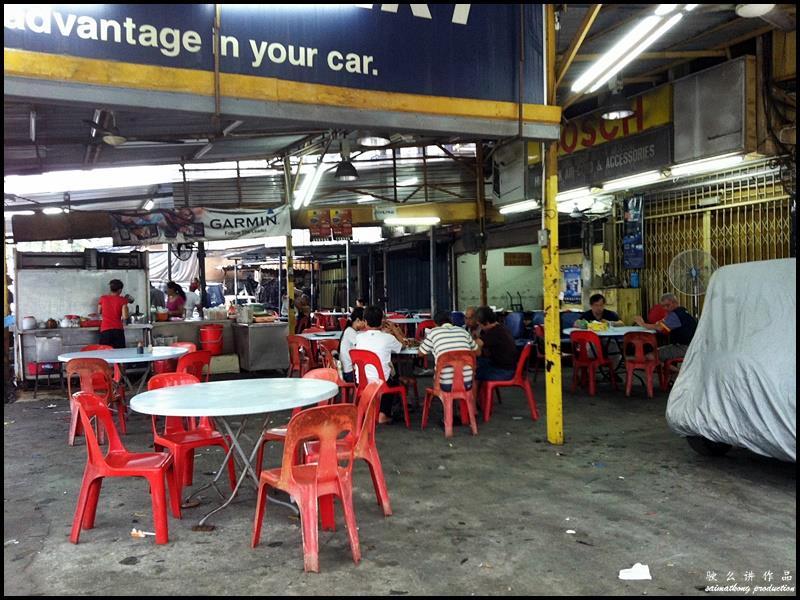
[665,258,796,462]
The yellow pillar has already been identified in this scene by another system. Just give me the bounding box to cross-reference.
[543,4,564,445]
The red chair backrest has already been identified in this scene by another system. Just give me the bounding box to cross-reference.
[349,349,386,393]
[176,350,212,382]
[72,391,127,464]
[338,317,349,331]
[303,368,339,384]
[67,358,113,402]
[147,372,202,433]
[171,342,197,352]
[569,331,603,363]
[353,381,383,457]
[513,342,534,380]
[533,325,545,339]
[317,344,338,370]
[279,404,357,489]
[622,332,659,363]
[415,320,437,342]
[287,335,313,366]
[148,372,200,390]
[432,350,476,393]
[81,344,113,351]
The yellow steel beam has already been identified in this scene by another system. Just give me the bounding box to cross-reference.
[556,4,603,90]
[568,50,727,61]
[545,5,564,446]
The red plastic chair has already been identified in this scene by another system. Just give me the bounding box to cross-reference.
[67,357,126,446]
[172,342,197,352]
[317,344,357,404]
[69,391,181,545]
[569,331,618,396]
[153,342,198,375]
[317,343,337,370]
[80,344,126,424]
[350,349,410,428]
[414,319,437,342]
[147,373,237,496]
[251,404,360,573]
[287,335,315,376]
[304,380,392,517]
[254,368,340,476]
[622,332,660,398]
[422,350,478,438]
[660,357,684,392]
[176,350,212,382]
[316,338,340,365]
[338,317,349,331]
[479,343,540,423]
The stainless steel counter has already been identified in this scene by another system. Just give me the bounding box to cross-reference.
[232,322,290,373]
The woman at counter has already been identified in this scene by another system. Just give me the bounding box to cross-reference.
[98,279,130,348]
[165,281,187,318]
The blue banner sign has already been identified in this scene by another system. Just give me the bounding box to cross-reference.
[4,4,544,105]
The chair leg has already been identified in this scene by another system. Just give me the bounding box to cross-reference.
[398,388,410,429]
[338,478,361,565]
[421,390,433,429]
[625,365,634,397]
[147,474,170,545]
[320,494,336,531]
[523,381,539,421]
[70,471,97,544]
[364,453,392,516]
[82,478,103,529]
[167,463,182,519]
[251,480,269,548]
[299,492,320,573]
[442,398,454,438]
[481,384,494,423]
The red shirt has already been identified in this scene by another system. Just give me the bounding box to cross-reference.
[99,294,128,331]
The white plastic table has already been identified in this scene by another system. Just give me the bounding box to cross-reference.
[562,326,654,337]
[387,318,426,324]
[300,331,344,341]
[58,346,189,393]
[130,378,339,526]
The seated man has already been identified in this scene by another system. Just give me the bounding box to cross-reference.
[418,310,478,392]
[581,293,624,326]
[633,293,698,360]
[464,305,480,340]
[355,305,405,424]
[475,306,517,382]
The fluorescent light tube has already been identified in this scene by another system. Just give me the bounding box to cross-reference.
[589,13,684,93]
[42,207,63,215]
[602,170,663,192]
[556,187,592,202]
[670,154,744,177]
[571,16,662,93]
[499,200,540,214]
[384,217,441,226]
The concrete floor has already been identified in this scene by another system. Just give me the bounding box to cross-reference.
[3,375,796,596]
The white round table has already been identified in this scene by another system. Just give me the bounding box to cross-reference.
[388,318,426,324]
[562,326,654,337]
[300,331,344,341]
[130,378,339,525]
[59,346,190,393]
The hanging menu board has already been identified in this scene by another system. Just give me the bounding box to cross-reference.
[622,195,645,269]
[331,209,353,240]
[309,209,332,241]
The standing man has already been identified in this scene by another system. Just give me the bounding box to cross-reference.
[633,293,698,359]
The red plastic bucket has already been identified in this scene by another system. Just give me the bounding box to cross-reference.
[199,324,224,356]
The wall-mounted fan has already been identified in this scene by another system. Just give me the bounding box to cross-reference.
[83,110,197,147]
[668,249,719,315]
[568,195,613,220]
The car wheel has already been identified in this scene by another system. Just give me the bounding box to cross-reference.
[687,436,732,457]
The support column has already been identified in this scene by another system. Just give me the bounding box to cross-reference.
[476,145,488,306]
[283,157,296,333]
[167,245,172,281]
[429,225,436,314]
[310,258,315,311]
[345,239,351,311]
[382,249,389,312]
[277,250,282,311]
[543,4,563,445]
[197,242,207,319]
[369,249,376,305]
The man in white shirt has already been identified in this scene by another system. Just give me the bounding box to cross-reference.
[418,310,478,391]
[184,278,202,318]
[354,306,404,423]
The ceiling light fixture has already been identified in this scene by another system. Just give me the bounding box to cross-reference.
[735,4,775,18]
[602,170,663,192]
[383,217,441,226]
[42,207,64,215]
[334,139,359,181]
[4,210,36,217]
[499,200,540,215]
[357,134,391,147]
[294,162,326,210]
[670,153,745,177]
[357,195,377,203]
[600,78,634,121]
[142,199,155,211]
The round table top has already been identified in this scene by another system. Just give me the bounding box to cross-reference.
[393,347,421,356]
[315,311,349,316]
[58,346,189,364]
[300,331,344,341]
[562,326,654,337]
[130,378,340,417]
[388,318,426,324]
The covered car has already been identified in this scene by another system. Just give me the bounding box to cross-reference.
[665,258,796,462]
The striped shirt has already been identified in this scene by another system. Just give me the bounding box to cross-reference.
[418,324,478,386]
